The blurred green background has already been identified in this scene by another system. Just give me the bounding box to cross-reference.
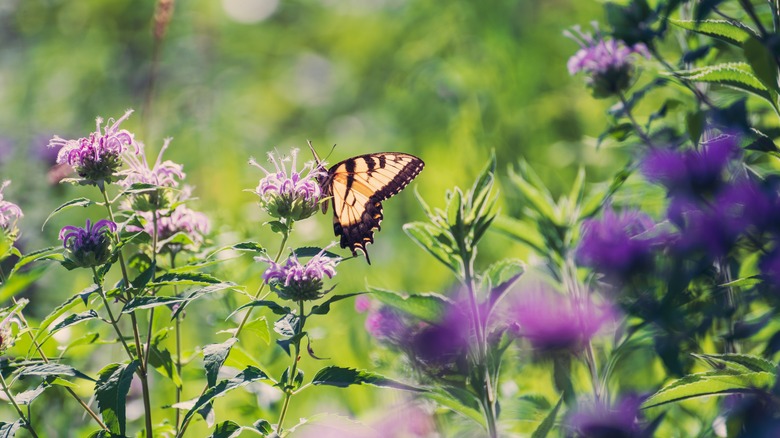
[0,0,638,436]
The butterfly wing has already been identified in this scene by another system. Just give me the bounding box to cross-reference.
[327,152,424,264]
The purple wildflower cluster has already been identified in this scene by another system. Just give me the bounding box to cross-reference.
[133,206,210,254]
[250,148,326,222]
[120,137,186,211]
[47,110,139,185]
[566,25,650,97]
[258,245,341,301]
[511,286,615,351]
[577,209,662,282]
[566,396,645,438]
[59,219,117,268]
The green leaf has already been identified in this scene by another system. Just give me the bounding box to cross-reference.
[253,419,273,435]
[203,338,238,388]
[242,317,270,344]
[34,286,97,344]
[20,363,95,381]
[172,282,236,319]
[122,296,182,313]
[148,328,183,388]
[43,198,94,230]
[309,292,366,316]
[0,421,22,438]
[8,246,60,276]
[94,361,140,436]
[312,366,425,392]
[491,216,546,254]
[369,288,451,323]
[234,300,291,316]
[693,353,776,373]
[423,390,485,426]
[531,396,563,438]
[180,366,270,428]
[743,37,780,96]
[482,259,524,309]
[672,62,771,102]
[403,222,462,276]
[293,246,342,259]
[686,110,705,145]
[0,264,49,303]
[209,421,242,438]
[150,272,223,287]
[641,369,775,409]
[231,241,265,253]
[46,310,99,339]
[669,19,757,46]
[14,383,49,405]
[130,261,156,290]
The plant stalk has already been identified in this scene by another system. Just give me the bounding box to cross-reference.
[275,300,306,435]
[0,372,38,438]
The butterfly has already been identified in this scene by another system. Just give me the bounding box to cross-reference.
[309,143,424,264]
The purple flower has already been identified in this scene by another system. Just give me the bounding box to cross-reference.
[577,209,661,281]
[59,219,117,268]
[511,287,615,351]
[407,308,470,376]
[249,148,326,222]
[47,110,139,185]
[716,179,779,235]
[567,396,645,438]
[258,244,341,301]
[120,137,186,211]
[566,25,650,97]
[131,205,210,254]
[354,295,371,313]
[760,249,780,288]
[0,181,23,235]
[365,306,406,340]
[642,135,740,196]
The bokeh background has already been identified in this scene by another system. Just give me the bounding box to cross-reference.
[0,0,639,435]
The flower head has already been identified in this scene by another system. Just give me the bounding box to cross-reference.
[0,181,23,258]
[120,137,186,211]
[642,135,740,197]
[47,110,139,185]
[511,287,615,351]
[567,396,645,438]
[406,308,470,376]
[132,205,210,254]
[364,306,407,340]
[577,209,662,282]
[250,148,326,222]
[59,219,117,268]
[566,25,650,98]
[258,245,341,301]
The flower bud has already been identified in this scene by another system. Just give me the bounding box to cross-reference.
[59,219,117,268]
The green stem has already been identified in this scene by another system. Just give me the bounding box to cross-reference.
[12,298,108,431]
[171,252,183,434]
[91,268,138,362]
[0,372,38,438]
[617,92,656,148]
[275,300,305,436]
[233,229,290,339]
[461,250,498,438]
[143,211,160,372]
[98,186,154,437]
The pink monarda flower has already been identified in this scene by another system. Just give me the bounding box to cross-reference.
[47,110,139,185]
[257,245,341,301]
[59,219,117,268]
[566,25,650,98]
[120,137,186,211]
[133,205,210,254]
[250,148,326,222]
[511,287,615,351]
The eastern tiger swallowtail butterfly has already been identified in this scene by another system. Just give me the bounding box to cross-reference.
[309,143,424,264]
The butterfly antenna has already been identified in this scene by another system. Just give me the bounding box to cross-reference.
[324,144,337,162]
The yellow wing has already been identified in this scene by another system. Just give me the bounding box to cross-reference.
[327,152,424,264]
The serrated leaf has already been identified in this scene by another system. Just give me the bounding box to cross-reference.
[14,383,49,405]
[669,19,757,46]
[43,198,94,230]
[180,366,270,428]
[209,420,242,438]
[150,272,222,287]
[309,292,365,316]
[403,222,462,276]
[672,62,771,102]
[94,361,140,436]
[242,317,270,344]
[642,369,775,409]
[482,259,524,310]
[203,338,238,388]
[8,246,60,276]
[369,288,451,324]
[35,287,97,344]
[47,310,99,337]
[122,296,182,313]
[424,390,485,426]
[130,261,156,291]
[531,396,563,438]
[292,246,342,259]
[693,353,776,373]
[232,242,265,253]
[20,363,95,381]
[312,366,425,392]
[234,300,291,316]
